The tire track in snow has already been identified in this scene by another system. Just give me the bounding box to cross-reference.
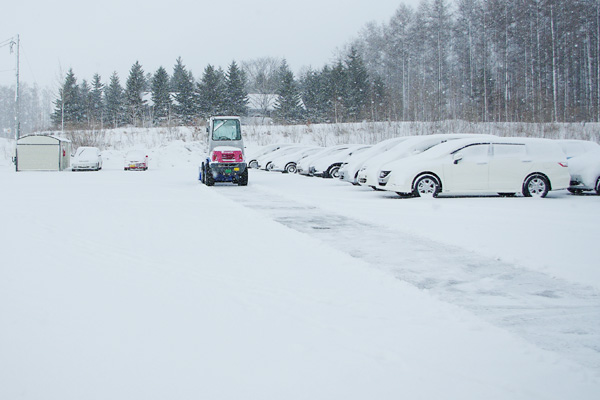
[217,183,600,372]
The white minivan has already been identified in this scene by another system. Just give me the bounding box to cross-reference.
[378,137,570,198]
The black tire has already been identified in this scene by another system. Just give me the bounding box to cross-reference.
[285,163,297,174]
[522,174,549,198]
[595,178,600,195]
[249,160,258,169]
[238,168,248,186]
[413,175,441,198]
[205,164,215,186]
[327,164,341,179]
[265,162,272,171]
[200,163,206,183]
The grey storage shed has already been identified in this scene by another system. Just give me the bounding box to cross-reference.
[16,135,71,171]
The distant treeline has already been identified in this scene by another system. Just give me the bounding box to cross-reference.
[4,0,599,133]
[353,0,600,123]
[50,51,379,130]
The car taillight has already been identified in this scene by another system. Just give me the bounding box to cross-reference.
[558,162,568,167]
[212,152,219,162]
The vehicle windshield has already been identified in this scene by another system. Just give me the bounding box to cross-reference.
[76,148,95,157]
[212,119,241,141]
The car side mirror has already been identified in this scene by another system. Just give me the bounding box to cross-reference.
[453,153,463,164]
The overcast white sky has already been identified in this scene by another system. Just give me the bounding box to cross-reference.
[1,0,420,89]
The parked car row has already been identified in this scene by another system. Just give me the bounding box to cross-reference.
[71,147,149,171]
[248,135,600,198]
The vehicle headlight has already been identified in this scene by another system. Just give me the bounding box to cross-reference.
[379,170,391,179]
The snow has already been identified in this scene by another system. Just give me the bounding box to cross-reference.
[1,132,599,399]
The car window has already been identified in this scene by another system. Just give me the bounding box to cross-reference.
[492,144,527,158]
[456,144,490,160]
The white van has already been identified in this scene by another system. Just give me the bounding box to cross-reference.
[378,137,570,198]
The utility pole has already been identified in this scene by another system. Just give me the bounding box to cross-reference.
[13,34,20,141]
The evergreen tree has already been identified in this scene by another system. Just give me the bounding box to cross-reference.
[171,57,197,125]
[273,59,303,123]
[125,61,146,125]
[104,72,124,128]
[345,47,371,121]
[224,61,248,116]
[370,75,389,121]
[197,64,226,118]
[89,74,104,128]
[151,66,172,124]
[52,68,80,129]
[300,68,325,122]
[329,61,348,123]
[79,79,91,125]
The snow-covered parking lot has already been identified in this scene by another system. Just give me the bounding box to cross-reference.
[1,157,599,399]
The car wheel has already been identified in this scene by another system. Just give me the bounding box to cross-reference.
[522,174,549,198]
[414,175,441,198]
[595,178,600,195]
[238,168,248,186]
[327,165,341,179]
[265,162,272,171]
[205,164,215,186]
[285,163,297,174]
[249,160,258,169]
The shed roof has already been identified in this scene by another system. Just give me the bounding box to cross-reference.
[17,134,71,145]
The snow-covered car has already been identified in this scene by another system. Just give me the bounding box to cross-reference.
[247,143,296,169]
[357,134,489,189]
[267,146,323,173]
[297,144,371,178]
[297,145,351,177]
[72,146,102,171]
[378,137,570,198]
[556,139,600,194]
[565,148,600,195]
[338,137,412,184]
[124,150,149,171]
[257,145,309,170]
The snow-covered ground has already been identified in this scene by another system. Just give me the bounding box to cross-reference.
[1,131,599,399]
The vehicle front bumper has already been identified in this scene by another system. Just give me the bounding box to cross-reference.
[72,164,97,171]
[569,175,594,191]
[209,162,247,181]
